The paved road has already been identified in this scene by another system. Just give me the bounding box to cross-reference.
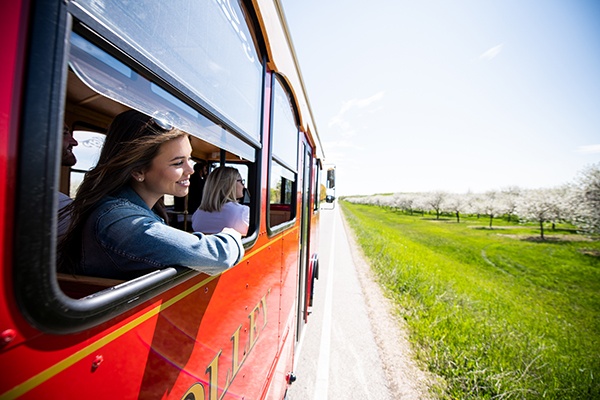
[287,204,395,399]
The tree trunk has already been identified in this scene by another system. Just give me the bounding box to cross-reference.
[489,214,494,229]
[539,220,545,239]
[456,211,460,223]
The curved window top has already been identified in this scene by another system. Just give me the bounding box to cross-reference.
[271,76,299,172]
[71,0,263,143]
[69,32,255,161]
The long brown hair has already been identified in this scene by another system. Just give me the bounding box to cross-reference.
[58,109,188,272]
[199,166,241,212]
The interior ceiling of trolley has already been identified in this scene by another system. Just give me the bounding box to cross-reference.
[65,70,238,163]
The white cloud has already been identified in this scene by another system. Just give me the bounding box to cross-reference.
[339,91,385,114]
[577,144,600,154]
[479,43,504,61]
[328,114,353,131]
[324,140,362,150]
[328,91,385,134]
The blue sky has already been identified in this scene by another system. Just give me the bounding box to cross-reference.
[280,0,600,196]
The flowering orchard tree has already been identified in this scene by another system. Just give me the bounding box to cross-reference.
[573,163,600,234]
[516,188,570,239]
[374,195,389,207]
[393,193,417,215]
[501,186,522,222]
[477,191,507,229]
[443,193,469,223]
[342,163,599,238]
[424,191,447,220]
[550,185,579,229]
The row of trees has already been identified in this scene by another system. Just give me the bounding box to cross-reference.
[345,163,600,239]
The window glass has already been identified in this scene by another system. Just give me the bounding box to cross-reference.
[70,130,104,196]
[271,77,298,172]
[269,160,295,228]
[268,76,299,228]
[69,32,255,162]
[72,130,104,171]
[72,0,262,142]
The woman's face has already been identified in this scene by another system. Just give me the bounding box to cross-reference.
[135,135,194,207]
[236,176,245,199]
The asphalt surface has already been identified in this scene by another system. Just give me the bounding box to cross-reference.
[286,204,395,400]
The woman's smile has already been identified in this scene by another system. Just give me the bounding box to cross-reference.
[134,135,195,207]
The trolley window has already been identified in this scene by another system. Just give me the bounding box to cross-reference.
[71,0,263,143]
[69,32,255,161]
[14,0,263,334]
[271,76,299,172]
[268,76,299,229]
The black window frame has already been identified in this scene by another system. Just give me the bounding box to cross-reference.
[267,74,301,234]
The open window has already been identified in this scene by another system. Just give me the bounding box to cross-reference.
[14,0,263,334]
[62,30,259,283]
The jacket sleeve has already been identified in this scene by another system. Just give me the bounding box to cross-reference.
[97,210,244,275]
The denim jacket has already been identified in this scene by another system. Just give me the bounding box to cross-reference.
[78,186,244,280]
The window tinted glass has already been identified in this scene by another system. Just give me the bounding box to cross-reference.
[271,77,298,172]
[72,0,262,141]
[69,32,256,161]
[269,160,295,228]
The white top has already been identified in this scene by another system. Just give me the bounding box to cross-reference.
[192,201,250,236]
[58,192,73,238]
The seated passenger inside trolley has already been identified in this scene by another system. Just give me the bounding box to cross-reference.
[187,159,209,213]
[57,124,78,239]
[191,166,250,236]
[58,110,244,280]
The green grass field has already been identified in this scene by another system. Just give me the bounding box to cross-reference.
[340,201,600,399]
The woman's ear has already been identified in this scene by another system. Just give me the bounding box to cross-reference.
[131,171,145,182]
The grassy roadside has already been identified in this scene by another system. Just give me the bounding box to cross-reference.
[340,201,600,399]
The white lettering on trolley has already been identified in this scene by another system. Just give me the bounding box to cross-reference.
[180,289,270,400]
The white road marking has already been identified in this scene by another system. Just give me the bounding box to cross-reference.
[313,208,337,399]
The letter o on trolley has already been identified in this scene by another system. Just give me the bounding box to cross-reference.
[181,383,205,400]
